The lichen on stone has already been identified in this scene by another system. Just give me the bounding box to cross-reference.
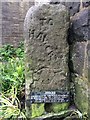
[31,102,69,118]
[50,103,69,113]
[31,104,45,118]
[74,75,89,114]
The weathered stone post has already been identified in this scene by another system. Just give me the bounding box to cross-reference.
[24,2,70,119]
[71,6,90,118]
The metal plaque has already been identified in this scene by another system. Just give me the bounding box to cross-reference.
[30,91,70,104]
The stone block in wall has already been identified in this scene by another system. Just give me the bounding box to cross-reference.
[71,7,90,42]
[71,7,90,118]
[71,42,88,77]
[50,0,80,16]
[71,42,88,114]
[24,3,70,119]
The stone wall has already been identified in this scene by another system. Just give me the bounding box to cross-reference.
[1,1,34,46]
[70,6,90,116]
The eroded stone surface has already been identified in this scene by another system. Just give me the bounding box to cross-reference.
[24,3,70,118]
[35,0,80,16]
[24,4,69,92]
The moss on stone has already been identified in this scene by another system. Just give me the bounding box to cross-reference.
[31,102,69,118]
[31,103,45,118]
[74,76,88,114]
[51,103,69,113]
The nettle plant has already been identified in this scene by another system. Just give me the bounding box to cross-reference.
[0,42,26,119]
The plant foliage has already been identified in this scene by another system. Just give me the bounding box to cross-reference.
[0,42,26,119]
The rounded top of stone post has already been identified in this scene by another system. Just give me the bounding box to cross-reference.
[24,2,67,40]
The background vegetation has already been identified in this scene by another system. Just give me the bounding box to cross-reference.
[0,42,26,119]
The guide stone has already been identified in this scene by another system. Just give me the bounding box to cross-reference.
[24,3,70,118]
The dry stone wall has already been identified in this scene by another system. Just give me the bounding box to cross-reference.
[70,6,90,117]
